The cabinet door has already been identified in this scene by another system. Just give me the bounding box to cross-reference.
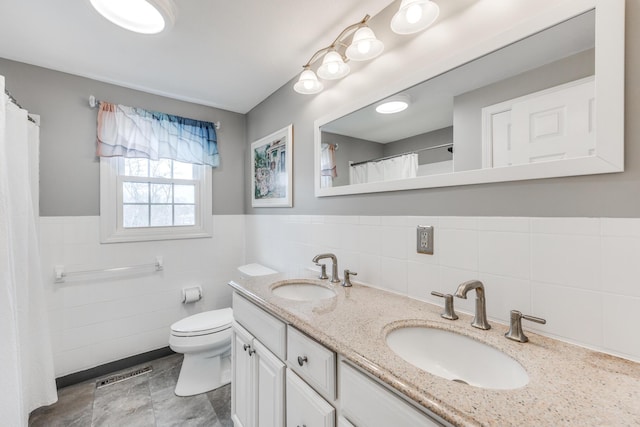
[232,322,257,427]
[340,362,443,427]
[286,370,335,427]
[254,339,285,427]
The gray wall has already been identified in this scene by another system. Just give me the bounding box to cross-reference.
[246,2,639,217]
[322,132,384,187]
[383,127,453,165]
[0,59,246,216]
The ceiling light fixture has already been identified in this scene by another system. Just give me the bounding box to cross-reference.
[375,94,411,114]
[89,0,177,34]
[390,0,440,35]
[294,15,384,95]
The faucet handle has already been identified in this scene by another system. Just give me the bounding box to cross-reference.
[315,263,328,280]
[505,310,546,343]
[342,269,357,287]
[430,291,459,320]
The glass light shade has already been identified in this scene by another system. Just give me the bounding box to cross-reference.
[89,0,176,34]
[345,27,384,61]
[375,94,410,114]
[317,51,350,80]
[294,69,324,94]
[390,0,440,35]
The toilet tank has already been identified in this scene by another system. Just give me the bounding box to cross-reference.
[237,263,277,279]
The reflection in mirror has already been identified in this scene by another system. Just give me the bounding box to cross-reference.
[319,9,596,189]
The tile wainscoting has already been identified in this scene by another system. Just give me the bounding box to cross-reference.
[245,215,640,363]
[39,214,640,378]
[39,215,245,377]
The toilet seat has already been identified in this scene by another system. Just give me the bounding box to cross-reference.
[171,308,233,337]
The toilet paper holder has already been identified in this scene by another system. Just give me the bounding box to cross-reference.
[182,286,203,303]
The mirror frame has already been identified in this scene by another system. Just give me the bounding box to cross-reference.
[314,0,624,197]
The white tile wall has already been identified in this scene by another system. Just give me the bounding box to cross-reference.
[245,215,640,363]
[40,215,245,377]
[42,214,640,377]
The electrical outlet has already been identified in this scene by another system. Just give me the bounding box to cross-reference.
[416,225,434,255]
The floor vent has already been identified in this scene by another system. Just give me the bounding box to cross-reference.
[95,365,153,389]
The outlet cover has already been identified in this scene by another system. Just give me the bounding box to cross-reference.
[416,225,434,255]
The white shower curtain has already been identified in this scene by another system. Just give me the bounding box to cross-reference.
[0,76,57,426]
[349,153,418,185]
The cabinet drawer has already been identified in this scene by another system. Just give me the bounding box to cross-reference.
[287,326,336,400]
[286,370,335,427]
[233,292,286,360]
[340,362,444,427]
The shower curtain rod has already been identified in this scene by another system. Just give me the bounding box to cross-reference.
[88,95,221,130]
[4,89,37,124]
[350,142,453,167]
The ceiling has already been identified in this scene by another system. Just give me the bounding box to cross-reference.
[0,0,393,113]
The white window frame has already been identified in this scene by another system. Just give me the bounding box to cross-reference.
[100,156,212,243]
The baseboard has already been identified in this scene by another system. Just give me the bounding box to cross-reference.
[55,346,176,389]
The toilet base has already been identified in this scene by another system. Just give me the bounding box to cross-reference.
[174,353,231,397]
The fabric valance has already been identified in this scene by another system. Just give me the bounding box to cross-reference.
[96,102,219,167]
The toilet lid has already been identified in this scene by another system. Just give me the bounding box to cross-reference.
[171,308,233,335]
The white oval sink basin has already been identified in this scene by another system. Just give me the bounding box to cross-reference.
[386,327,528,390]
[271,282,336,301]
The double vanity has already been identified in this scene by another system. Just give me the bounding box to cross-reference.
[229,269,640,426]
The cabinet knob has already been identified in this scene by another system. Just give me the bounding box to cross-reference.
[248,348,256,356]
[243,344,250,352]
[297,355,308,366]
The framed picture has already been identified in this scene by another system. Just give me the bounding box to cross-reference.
[251,124,293,207]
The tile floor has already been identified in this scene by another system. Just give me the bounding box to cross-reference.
[29,353,231,427]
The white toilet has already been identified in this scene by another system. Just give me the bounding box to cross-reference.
[169,308,234,396]
[169,263,277,396]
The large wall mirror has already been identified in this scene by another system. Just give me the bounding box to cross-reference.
[314,0,624,197]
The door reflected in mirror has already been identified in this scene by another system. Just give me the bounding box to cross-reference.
[315,5,620,195]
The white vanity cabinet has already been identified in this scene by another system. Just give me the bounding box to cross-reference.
[231,321,285,427]
[286,369,336,427]
[340,362,445,427]
[231,291,446,427]
[231,293,286,427]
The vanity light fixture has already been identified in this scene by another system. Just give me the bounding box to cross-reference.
[294,15,384,95]
[375,94,410,114]
[317,51,351,80]
[345,27,385,61]
[390,0,440,35]
[89,0,177,34]
[293,67,324,95]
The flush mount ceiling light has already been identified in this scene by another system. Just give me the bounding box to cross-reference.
[375,94,411,114]
[391,0,440,35]
[89,0,177,34]
[294,15,384,95]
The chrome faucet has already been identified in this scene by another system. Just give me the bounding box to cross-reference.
[312,253,340,283]
[454,280,491,330]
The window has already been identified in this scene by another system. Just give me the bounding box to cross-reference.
[100,156,212,243]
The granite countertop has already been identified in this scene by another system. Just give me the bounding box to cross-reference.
[228,272,640,427]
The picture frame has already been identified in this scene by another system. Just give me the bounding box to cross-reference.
[251,124,293,207]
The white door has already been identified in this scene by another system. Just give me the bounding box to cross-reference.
[483,76,595,168]
[232,323,257,427]
[254,340,285,427]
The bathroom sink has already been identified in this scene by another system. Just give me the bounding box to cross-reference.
[271,281,336,301]
[386,327,528,390]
